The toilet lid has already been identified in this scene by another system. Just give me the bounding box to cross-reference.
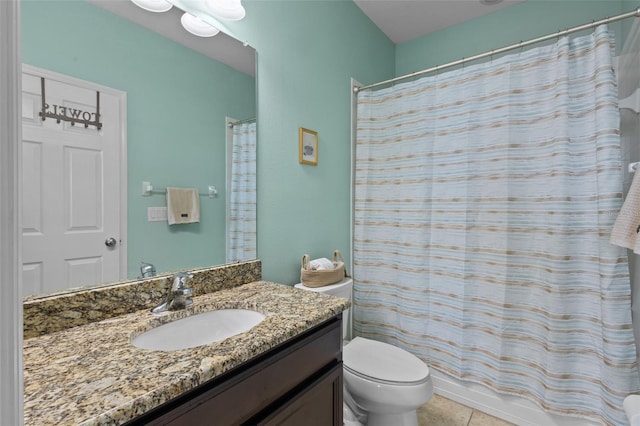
[343,337,429,384]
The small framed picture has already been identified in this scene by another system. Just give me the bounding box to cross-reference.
[299,127,318,165]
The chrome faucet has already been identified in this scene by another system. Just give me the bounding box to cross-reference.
[151,272,194,314]
[140,261,156,279]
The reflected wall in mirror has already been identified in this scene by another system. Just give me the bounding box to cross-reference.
[21,0,256,296]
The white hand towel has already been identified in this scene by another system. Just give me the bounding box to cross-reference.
[166,187,200,225]
[624,395,640,426]
[611,171,640,250]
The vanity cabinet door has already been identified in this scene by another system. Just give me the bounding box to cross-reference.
[253,362,343,426]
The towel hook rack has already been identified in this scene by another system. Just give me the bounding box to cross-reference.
[39,77,102,129]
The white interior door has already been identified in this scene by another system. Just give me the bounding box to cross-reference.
[21,66,127,295]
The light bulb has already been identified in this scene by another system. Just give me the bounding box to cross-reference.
[181,13,220,37]
[131,0,172,13]
[205,0,246,21]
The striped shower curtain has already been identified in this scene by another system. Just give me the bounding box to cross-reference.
[354,25,639,425]
[226,121,257,263]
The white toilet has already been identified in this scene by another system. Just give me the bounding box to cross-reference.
[294,278,433,426]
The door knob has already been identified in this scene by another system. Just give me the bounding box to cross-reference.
[105,237,117,248]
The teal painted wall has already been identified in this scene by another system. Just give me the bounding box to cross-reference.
[221,0,396,284]
[222,0,640,285]
[21,1,256,278]
[396,1,636,77]
[25,0,634,288]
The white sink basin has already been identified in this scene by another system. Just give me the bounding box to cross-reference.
[131,309,266,351]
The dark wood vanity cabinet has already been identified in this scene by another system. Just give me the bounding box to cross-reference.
[126,314,343,426]
[254,362,342,426]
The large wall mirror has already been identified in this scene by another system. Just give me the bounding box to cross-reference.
[21,0,257,297]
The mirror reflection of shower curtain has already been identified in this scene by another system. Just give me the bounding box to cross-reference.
[354,25,639,425]
[227,121,257,263]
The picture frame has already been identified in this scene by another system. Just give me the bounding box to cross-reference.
[299,127,318,165]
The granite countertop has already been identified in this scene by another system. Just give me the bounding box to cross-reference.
[23,281,349,426]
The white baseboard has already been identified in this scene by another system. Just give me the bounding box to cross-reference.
[431,370,599,426]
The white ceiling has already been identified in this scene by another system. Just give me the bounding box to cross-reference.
[90,0,527,76]
[353,0,527,44]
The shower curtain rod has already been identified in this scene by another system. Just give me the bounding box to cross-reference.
[228,117,256,127]
[354,7,640,93]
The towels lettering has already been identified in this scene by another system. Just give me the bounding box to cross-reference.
[42,103,98,123]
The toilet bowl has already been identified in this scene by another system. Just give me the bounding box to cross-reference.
[294,278,433,426]
[343,336,433,426]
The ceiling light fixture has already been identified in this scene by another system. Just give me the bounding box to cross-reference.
[181,13,220,37]
[131,0,246,37]
[205,0,246,21]
[479,0,504,5]
[131,0,173,13]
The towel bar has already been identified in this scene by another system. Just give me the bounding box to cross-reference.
[141,181,217,198]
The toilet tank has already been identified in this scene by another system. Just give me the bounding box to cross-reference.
[294,277,353,301]
[294,278,353,340]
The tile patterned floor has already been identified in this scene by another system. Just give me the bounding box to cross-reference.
[417,395,515,426]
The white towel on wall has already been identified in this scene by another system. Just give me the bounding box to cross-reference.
[611,171,640,251]
[624,395,640,426]
[166,187,200,225]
